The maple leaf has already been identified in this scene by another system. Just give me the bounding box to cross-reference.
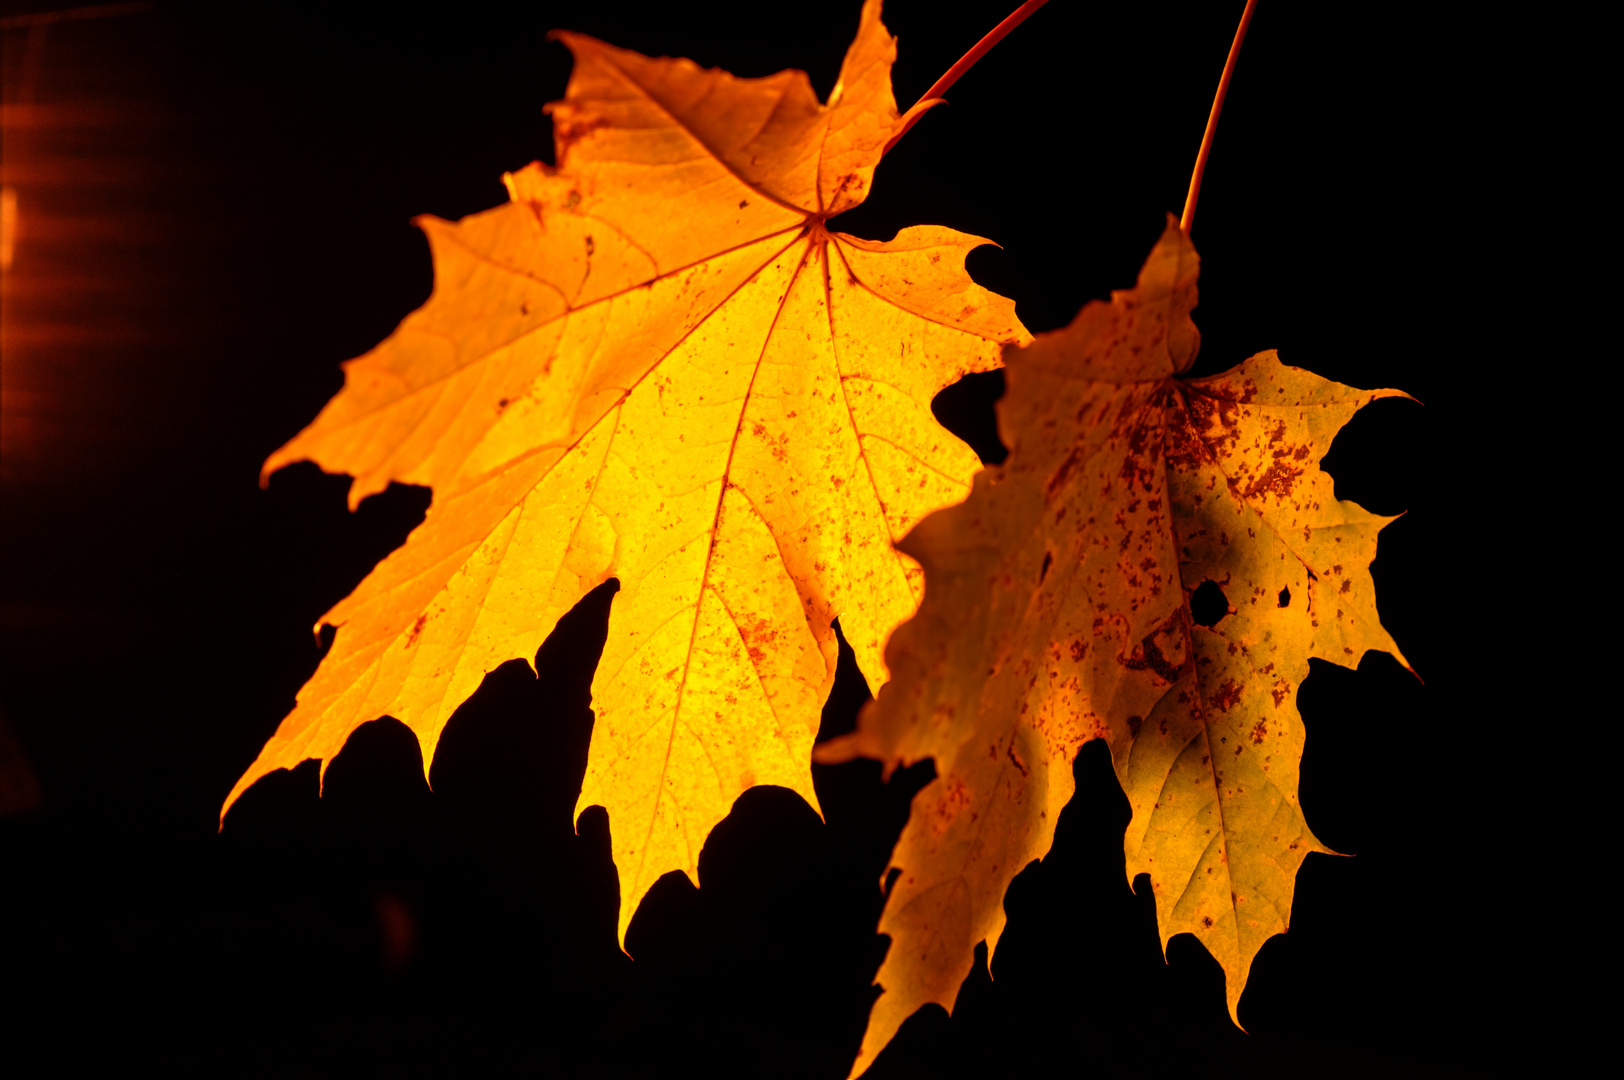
[819,219,1410,1073]
[223,0,1028,944]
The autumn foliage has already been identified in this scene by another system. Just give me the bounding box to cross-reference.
[227,1,1026,950]
[228,3,1408,1072]
[819,220,1408,1071]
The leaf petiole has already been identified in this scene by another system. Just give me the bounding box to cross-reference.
[882,0,1050,156]
[1180,0,1258,236]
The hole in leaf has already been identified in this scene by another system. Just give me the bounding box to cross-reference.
[1189,580,1229,627]
[1278,585,1291,608]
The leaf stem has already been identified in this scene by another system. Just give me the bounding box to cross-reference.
[1180,0,1258,236]
[883,0,1050,156]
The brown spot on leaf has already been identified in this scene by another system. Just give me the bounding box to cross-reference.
[1046,447,1084,501]
[1006,739,1029,777]
[1120,619,1189,681]
[1241,460,1304,503]
[932,778,972,837]
[1210,678,1243,712]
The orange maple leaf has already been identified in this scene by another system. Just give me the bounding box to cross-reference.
[821,220,1411,1073]
[224,0,1028,945]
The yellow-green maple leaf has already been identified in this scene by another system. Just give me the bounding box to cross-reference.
[821,219,1409,1074]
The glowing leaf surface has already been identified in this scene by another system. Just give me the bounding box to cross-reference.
[228,1,1029,944]
[824,221,1408,1073]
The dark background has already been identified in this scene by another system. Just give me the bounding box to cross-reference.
[0,1,1540,1076]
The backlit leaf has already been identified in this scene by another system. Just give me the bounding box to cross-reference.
[822,219,1409,1073]
[226,0,1028,945]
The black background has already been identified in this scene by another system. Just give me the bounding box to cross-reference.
[0,2,1540,1076]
